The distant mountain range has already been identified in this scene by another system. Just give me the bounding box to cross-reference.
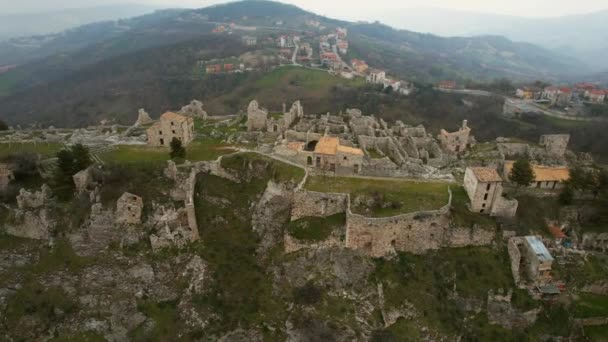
[0,0,596,127]
[373,7,608,72]
[0,4,159,41]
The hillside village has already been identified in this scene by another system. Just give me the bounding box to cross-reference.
[1,90,607,340]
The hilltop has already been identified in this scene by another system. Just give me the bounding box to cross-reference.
[0,0,589,127]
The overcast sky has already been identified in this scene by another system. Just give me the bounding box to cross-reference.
[2,0,607,18]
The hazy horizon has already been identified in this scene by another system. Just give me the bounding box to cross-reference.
[1,0,607,19]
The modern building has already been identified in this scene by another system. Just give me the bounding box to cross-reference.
[147,112,195,147]
[523,236,554,283]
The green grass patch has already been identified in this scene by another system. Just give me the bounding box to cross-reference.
[573,294,608,318]
[221,152,305,184]
[192,172,288,337]
[305,176,450,217]
[584,324,608,342]
[32,239,92,275]
[255,66,364,91]
[287,213,345,242]
[0,142,62,159]
[366,148,384,159]
[100,143,233,165]
[553,254,608,289]
[5,282,77,333]
[372,247,518,335]
[450,186,496,228]
[514,195,560,236]
[130,300,184,341]
[49,332,106,342]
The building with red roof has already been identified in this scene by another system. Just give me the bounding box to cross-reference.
[586,89,607,103]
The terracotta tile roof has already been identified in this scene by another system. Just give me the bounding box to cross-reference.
[504,161,570,183]
[314,136,339,155]
[469,167,503,183]
[337,145,364,156]
[588,89,606,96]
[314,136,363,156]
[549,225,566,239]
[160,111,188,122]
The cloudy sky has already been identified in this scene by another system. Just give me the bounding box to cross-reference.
[2,0,607,18]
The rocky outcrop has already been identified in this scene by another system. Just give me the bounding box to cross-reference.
[73,167,96,194]
[290,190,348,221]
[5,209,53,240]
[148,205,198,252]
[115,192,143,225]
[251,180,294,256]
[16,184,51,210]
[487,290,539,329]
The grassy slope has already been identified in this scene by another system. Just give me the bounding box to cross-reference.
[304,176,450,217]
[205,66,365,117]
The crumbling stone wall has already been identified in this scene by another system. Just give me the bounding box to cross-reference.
[247,100,268,132]
[0,163,14,191]
[180,100,208,119]
[437,120,472,153]
[290,190,348,221]
[490,195,519,219]
[345,190,495,257]
[508,238,524,287]
[115,193,143,225]
[539,134,570,157]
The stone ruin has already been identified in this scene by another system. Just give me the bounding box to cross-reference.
[180,100,208,119]
[73,166,98,194]
[496,134,571,166]
[115,192,144,225]
[6,184,54,240]
[135,108,153,126]
[246,99,304,134]
[0,163,14,191]
[271,106,458,180]
[16,184,52,210]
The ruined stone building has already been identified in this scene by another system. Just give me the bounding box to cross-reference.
[179,100,208,119]
[503,161,570,190]
[539,134,570,157]
[115,192,143,225]
[147,112,195,147]
[464,167,518,217]
[246,100,304,133]
[438,120,473,153]
[273,107,454,180]
[0,163,14,191]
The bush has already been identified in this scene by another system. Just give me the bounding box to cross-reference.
[293,282,323,305]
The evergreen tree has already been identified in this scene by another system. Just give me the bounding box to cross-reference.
[56,149,75,178]
[72,144,92,172]
[559,185,574,205]
[509,158,535,187]
[0,120,8,131]
[170,138,186,160]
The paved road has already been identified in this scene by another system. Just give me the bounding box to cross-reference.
[440,87,608,122]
